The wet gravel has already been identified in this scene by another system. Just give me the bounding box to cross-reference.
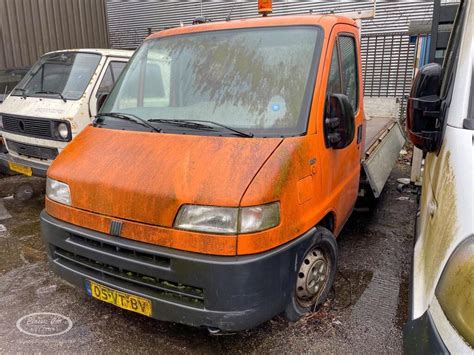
[0,163,416,353]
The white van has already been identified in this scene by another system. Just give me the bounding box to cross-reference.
[404,0,473,352]
[0,49,133,176]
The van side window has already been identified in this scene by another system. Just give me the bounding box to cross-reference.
[96,61,127,97]
[338,36,358,112]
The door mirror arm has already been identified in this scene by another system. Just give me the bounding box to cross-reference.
[96,92,109,113]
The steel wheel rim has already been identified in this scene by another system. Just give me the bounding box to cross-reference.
[296,248,330,308]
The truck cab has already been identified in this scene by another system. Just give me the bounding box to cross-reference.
[40,14,403,331]
[404,0,473,352]
[0,49,133,177]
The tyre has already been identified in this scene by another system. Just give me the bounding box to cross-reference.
[284,226,338,322]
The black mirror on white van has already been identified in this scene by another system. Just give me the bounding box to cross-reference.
[0,94,4,104]
[324,93,355,150]
[96,93,109,113]
[407,63,442,152]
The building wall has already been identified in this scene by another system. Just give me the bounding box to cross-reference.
[0,0,109,70]
[106,0,434,49]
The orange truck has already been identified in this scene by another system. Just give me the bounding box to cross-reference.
[40,9,404,331]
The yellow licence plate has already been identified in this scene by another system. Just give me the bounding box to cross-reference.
[8,161,32,176]
[88,281,152,317]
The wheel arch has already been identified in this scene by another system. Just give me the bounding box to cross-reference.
[317,211,336,234]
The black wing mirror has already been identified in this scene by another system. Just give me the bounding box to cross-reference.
[407,63,442,152]
[324,93,355,149]
[96,93,109,113]
[0,94,4,104]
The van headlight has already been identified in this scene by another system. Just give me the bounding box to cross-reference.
[435,235,474,347]
[46,177,71,206]
[174,202,280,234]
[52,121,71,141]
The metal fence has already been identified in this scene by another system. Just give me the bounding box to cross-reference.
[361,33,417,120]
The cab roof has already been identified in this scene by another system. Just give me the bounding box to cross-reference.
[149,14,357,40]
[42,48,134,58]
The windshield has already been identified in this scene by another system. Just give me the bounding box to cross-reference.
[12,52,101,100]
[102,26,321,136]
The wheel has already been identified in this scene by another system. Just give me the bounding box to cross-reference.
[284,226,338,322]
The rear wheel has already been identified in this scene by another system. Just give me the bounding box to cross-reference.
[284,227,337,321]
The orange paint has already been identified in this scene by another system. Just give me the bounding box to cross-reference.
[258,0,272,14]
[46,198,237,255]
[46,15,364,256]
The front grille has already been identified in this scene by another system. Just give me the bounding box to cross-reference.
[54,241,205,307]
[69,233,171,268]
[2,115,53,139]
[6,139,58,160]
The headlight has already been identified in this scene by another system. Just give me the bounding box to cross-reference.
[435,235,474,347]
[52,121,70,140]
[174,202,280,234]
[57,122,69,139]
[46,177,71,206]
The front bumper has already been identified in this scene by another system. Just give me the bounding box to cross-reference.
[0,151,48,177]
[403,310,448,354]
[40,211,315,331]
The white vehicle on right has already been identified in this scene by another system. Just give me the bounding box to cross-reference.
[404,0,473,352]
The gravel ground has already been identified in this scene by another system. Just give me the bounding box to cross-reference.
[0,162,417,354]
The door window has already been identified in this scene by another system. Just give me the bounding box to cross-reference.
[327,45,342,95]
[338,36,358,112]
[96,61,127,97]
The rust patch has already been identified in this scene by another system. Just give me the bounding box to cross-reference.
[418,149,458,295]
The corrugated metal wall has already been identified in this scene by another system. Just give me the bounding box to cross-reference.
[0,0,109,70]
[106,0,431,119]
[106,1,433,49]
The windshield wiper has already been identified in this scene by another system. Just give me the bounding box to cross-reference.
[148,119,253,138]
[96,112,161,133]
[34,90,67,102]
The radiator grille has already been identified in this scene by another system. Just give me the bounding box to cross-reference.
[54,241,204,307]
[2,115,53,139]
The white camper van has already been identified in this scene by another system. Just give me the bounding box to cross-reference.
[0,49,133,176]
[404,0,473,352]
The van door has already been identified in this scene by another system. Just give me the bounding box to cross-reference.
[90,58,128,117]
[323,27,363,232]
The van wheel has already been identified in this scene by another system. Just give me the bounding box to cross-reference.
[284,227,337,322]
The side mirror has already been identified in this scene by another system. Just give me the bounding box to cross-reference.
[96,93,109,113]
[0,94,4,104]
[407,63,442,152]
[324,94,355,149]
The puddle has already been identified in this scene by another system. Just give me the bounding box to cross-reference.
[333,269,374,309]
[0,196,46,275]
[395,270,410,329]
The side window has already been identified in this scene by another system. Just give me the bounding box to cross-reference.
[338,36,358,112]
[96,61,127,97]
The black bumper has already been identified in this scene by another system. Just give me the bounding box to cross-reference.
[403,311,448,354]
[0,151,48,177]
[40,211,315,331]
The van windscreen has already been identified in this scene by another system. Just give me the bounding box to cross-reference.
[102,26,322,137]
[11,52,101,100]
